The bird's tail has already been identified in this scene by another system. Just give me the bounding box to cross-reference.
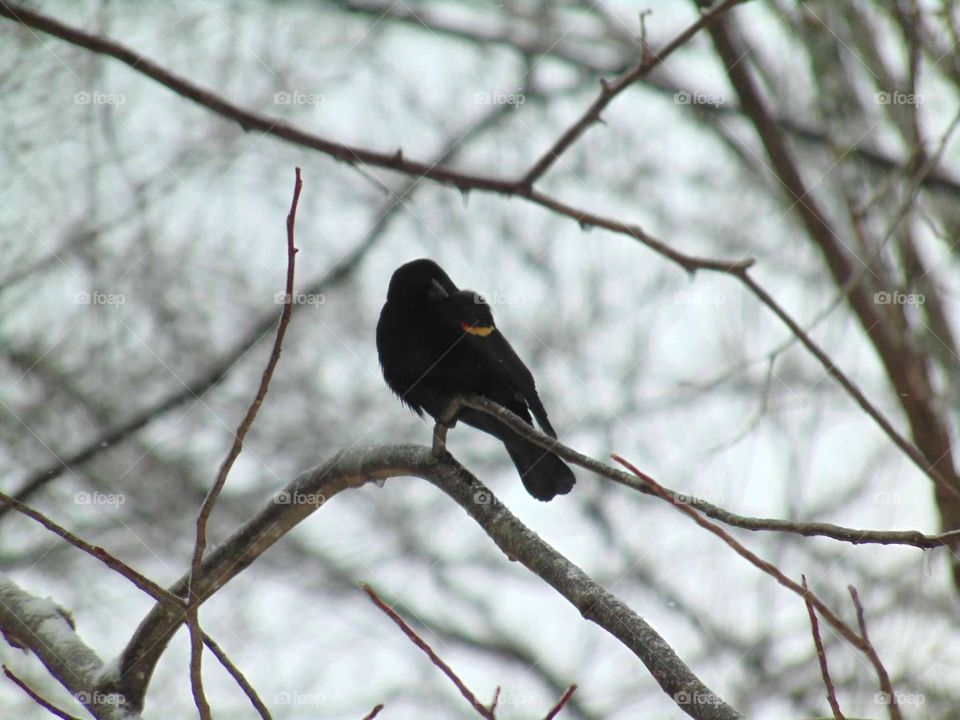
[460,408,575,502]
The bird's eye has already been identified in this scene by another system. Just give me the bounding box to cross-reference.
[427,278,450,301]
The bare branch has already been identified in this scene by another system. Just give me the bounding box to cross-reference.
[520,0,747,187]
[0,575,143,720]
[0,2,748,278]
[801,576,845,720]
[456,395,960,550]
[704,11,960,563]
[361,704,385,720]
[3,665,83,720]
[185,166,302,718]
[363,584,494,719]
[115,445,742,719]
[201,634,272,720]
[543,684,578,720]
[0,491,183,609]
[848,586,901,720]
[613,454,901,720]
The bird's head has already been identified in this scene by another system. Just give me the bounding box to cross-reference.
[385,258,459,305]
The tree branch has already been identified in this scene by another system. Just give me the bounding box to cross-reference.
[3,665,83,720]
[114,445,742,720]
[455,395,960,550]
[801,576,845,720]
[183,166,301,720]
[0,575,143,720]
[612,455,900,720]
[520,0,748,187]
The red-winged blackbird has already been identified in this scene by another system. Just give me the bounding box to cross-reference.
[376,259,576,501]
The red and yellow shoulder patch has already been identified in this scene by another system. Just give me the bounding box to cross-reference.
[461,322,494,337]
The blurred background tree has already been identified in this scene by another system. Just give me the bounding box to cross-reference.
[1,1,958,717]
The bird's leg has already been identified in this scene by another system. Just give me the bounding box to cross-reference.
[432,396,463,457]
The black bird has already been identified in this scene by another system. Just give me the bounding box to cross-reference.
[376,259,575,501]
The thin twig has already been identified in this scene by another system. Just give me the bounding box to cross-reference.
[184,167,302,719]
[0,1,950,503]
[0,490,183,608]
[456,395,960,550]
[361,704,385,720]
[3,665,83,720]
[848,586,901,720]
[801,576,845,720]
[363,584,495,719]
[613,454,901,720]
[735,268,959,505]
[521,0,746,186]
[543,684,578,720]
[202,633,273,720]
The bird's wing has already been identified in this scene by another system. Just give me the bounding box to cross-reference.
[448,290,558,438]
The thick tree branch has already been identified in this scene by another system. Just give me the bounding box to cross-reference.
[613,455,901,720]
[0,575,143,720]
[114,445,742,720]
